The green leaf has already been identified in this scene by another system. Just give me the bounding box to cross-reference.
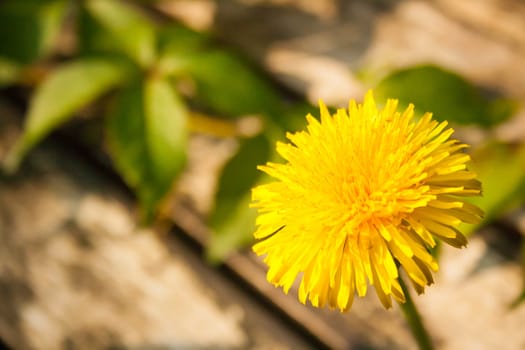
[83,0,156,67]
[0,57,21,86]
[461,143,525,235]
[3,58,129,171]
[158,24,210,57]
[375,65,516,127]
[155,24,210,76]
[0,0,67,64]
[279,101,318,133]
[183,50,283,119]
[207,133,272,262]
[156,27,288,123]
[106,77,187,222]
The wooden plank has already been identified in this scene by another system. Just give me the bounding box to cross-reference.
[0,104,312,350]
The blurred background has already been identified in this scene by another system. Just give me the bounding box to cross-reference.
[1,0,525,349]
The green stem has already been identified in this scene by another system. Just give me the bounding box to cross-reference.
[398,276,434,350]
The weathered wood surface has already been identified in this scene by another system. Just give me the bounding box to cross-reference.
[212,0,525,104]
[0,107,311,350]
[2,0,525,349]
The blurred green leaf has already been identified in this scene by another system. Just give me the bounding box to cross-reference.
[106,77,187,222]
[158,24,210,57]
[0,0,67,64]
[0,57,21,86]
[155,24,210,76]
[157,27,290,123]
[207,133,272,262]
[3,58,129,171]
[461,143,525,235]
[83,0,156,67]
[279,101,318,133]
[375,65,516,127]
[183,50,283,119]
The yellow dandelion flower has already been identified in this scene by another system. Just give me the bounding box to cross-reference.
[251,90,483,311]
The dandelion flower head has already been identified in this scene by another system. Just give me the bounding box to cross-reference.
[251,90,483,311]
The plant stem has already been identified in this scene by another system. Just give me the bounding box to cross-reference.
[398,276,434,350]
